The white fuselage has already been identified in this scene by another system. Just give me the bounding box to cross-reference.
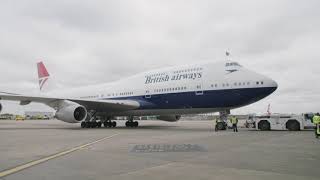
[46,61,277,116]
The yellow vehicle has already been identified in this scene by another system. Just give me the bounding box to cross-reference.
[15,115,25,121]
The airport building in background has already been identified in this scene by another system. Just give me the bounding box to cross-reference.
[24,111,54,119]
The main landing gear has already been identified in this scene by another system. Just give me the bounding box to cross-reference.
[125,121,139,127]
[103,121,117,128]
[125,116,139,127]
[81,121,102,128]
[81,112,117,128]
[80,114,139,128]
[81,111,102,128]
[103,116,117,128]
[81,120,117,128]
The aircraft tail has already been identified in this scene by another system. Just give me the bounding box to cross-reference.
[37,61,50,92]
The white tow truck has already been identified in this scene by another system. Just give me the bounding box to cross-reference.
[254,113,315,131]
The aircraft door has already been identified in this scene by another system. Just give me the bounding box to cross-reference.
[194,67,204,95]
[145,90,151,99]
[195,84,203,95]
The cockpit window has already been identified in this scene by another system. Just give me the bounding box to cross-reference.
[225,62,241,67]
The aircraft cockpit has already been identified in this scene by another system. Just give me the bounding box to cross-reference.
[225,62,241,67]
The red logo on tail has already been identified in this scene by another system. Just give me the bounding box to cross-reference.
[37,62,49,90]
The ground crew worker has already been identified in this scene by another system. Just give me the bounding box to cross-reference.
[230,116,238,132]
[312,113,320,138]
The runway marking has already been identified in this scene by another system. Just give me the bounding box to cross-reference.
[0,133,119,178]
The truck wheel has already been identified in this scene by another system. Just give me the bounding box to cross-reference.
[286,120,300,131]
[217,122,226,130]
[258,120,270,131]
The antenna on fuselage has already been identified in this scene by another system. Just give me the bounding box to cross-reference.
[225,51,231,61]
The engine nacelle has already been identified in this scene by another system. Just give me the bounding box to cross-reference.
[55,101,87,123]
[0,103,2,113]
[157,115,181,122]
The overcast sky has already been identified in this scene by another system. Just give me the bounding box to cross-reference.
[0,0,319,115]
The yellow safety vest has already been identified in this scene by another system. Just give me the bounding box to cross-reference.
[230,117,237,124]
[313,116,320,125]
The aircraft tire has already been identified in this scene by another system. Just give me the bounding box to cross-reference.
[112,121,117,127]
[287,120,300,131]
[259,120,270,131]
[125,121,138,127]
[104,121,110,128]
[97,121,102,128]
[81,121,86,128]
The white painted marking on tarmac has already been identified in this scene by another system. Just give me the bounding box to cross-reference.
[0,133,119,178]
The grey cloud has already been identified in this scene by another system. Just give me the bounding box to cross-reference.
[0,0,320,114]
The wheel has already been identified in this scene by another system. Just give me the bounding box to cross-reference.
[112,121,117,127]
[259,120,270,131]
[85,122,90,128]
[287,120,300,131]
[216,122,226,130]
[81,122,86,128]
[126,121,136,127]
[125,121,130,127]
[103,121,109,128]
[97,121,102,128]
[90,122,97,128]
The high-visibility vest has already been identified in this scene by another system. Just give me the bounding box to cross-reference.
[231,117,237,124]
[313,116,320,125]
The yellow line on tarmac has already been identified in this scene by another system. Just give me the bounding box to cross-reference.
[0,133,119,178]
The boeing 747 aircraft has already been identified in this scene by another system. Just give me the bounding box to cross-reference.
[0,61,277,128]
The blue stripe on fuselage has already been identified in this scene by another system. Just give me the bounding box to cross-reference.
[104,87,277,110]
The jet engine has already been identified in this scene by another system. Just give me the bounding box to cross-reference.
[55,101,87,123]
[157,115,181,122]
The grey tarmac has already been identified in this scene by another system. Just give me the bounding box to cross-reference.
[0,120,319,180]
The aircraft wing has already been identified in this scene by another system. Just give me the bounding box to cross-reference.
[0,93,140,112]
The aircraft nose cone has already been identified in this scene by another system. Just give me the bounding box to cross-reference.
[270,79,278,89]
[265,78,278,95]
